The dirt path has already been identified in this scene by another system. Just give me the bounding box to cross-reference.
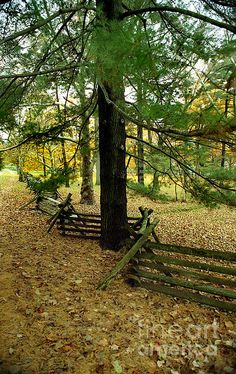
[1,176,236,374]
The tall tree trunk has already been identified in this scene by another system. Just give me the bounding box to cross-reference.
[78,78,95,205]
[0,153,3,171]
[137,78,144,185]
[17,153,24,182]
[48,145,54,169]
[221,141,226,168]
[96,152,100,185]
[80,114,95,205]
[42,144,47,177]
[55,86,69,186]
[195,142,200,173]
[95,116,100,185]
[148,128,152,144]
[137,125,144,185]
[98,83,128,249]
[221,87,230,168]
[221,96,227,168]
[152,172,160,194]
[60,138,70,187]
[97,0,128,249]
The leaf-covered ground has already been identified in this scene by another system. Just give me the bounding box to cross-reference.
[1,175,236,374]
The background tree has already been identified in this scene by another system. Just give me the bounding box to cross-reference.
[79,77,95,205]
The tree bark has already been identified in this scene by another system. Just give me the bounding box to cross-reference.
[80,115,95,205]
[137,79,144,185]
[221,141,226,168]
[221,87,230,168]
[98,83,128,249]
[94,116,100,185]
[42,144,47,177]
[137,125,144,185]
[17,154,24,182]
[56,87,69,186]
[60,137,70,187]
[95,153,100,185]
[97,0,128,249]
[152,172,160,194]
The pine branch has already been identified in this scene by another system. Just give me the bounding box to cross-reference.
[127,134,236,193]
[21,10,78,92]
[0,63,84,79]
[99,82,236,140]
[121,5,236,34]
[0,97,96,153]
[0,6,96,45]
[125,150,180,188]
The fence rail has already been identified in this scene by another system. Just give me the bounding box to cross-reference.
[129,241,236,312]
[20,175,236,312]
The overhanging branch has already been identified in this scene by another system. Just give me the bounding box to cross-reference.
[0,6,96,45]
[121,5,236,34]
[0,63,84,80]
[99,82,236,140]
[127,134,236,193]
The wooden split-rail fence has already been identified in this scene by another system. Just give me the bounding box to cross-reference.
[129,242,236,313]
[20,173,61,215]
[50,194,140,239]
[97,209,236,313]
[20,187,140,239]
[20,191,62,216]
[20,177,236,312]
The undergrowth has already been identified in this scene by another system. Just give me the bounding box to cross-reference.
[127,180,171,202]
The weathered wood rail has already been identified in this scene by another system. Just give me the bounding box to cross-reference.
[20,178,141,239]
[20,173,61,215]
[128,241,236,312]
[97,210,236,313]
[56,210,140,239]
[97,217,159,290]
[19,192,61,216]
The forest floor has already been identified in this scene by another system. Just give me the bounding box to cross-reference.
[1,174,236,374]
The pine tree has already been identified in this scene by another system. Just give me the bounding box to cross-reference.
[0,0,235,248]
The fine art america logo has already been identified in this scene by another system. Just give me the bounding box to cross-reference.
[128,316,219,362]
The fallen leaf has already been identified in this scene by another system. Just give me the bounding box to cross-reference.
[98,338,108,347]
[54,340,64,350]
[111,344,119,351]
[224,321,234,330]
[60,343,75,352]
[25,308,33,316]
[157,360,163,367]
[22,272,31,278]
[9,347,14,355]
[85,335,93,342]
[112,360,123,374]
[48,298,57,305]
[46,334,58,342]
